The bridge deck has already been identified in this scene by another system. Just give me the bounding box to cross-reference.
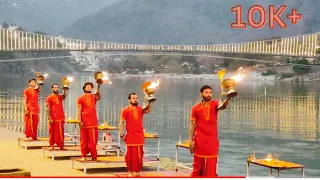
[0,28,318,57]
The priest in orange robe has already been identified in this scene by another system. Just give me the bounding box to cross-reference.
[119,93,151,177]
[46,84,67,150]
[24,78,41,140]
[77,82,101,161]
[189,85,229,177]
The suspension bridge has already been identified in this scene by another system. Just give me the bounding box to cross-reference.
[0,28,319,58]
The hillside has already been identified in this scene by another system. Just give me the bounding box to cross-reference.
[60,0,320,45]
[0,0,120,35]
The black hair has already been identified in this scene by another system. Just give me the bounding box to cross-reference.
[128,93,137,100]
[29,78,36,83]
[200,85,212,93]
[51,84,59,88]
[83,82,94,92]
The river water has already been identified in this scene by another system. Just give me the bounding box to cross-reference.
[0,75,319,177]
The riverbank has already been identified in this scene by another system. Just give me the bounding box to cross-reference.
[4,70,319,82]
[0,127,188,177]
[111,72,309,82]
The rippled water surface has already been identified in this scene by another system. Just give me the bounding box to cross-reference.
[0,76,319,177]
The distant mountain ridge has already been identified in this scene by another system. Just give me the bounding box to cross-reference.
[60,0,320,45]
[0,0,120,34]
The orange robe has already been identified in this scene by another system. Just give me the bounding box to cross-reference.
[190,100,219,177]
[47,94,65,148]
[24,87,40,140]
[121,105,145,172]
[78,94,98,159]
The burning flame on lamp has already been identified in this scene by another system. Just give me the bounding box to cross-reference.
[143,79,160,103]
[94,71,112,85]
[230,67,245,82]
[265,154,273,162]
[102,71,112,84]
[146,79,160,89]
[67,76,74,82]
[230,73,244,81]
[36,72,49,86]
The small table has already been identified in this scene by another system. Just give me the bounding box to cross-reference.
[144,133,160,171]
[17,137,72,149]
[71,156,160,174]
[247,159,305,177]
[175,141,193,171]
[65,119,81,146]
[42,145,109,160]
[98,125,120,156]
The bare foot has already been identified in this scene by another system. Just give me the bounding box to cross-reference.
[127,172,133,177]
[80,157,86,162]
[91,158,98,161]
[136,172,144,176]
[49,146,54,151]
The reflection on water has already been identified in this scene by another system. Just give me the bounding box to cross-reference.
[0,76,320,176]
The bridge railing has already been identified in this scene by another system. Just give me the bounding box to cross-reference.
[0,28,319,57]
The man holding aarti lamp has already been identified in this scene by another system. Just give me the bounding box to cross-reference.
[118,79,158,177]
[46,76,73,150]
[189,69,241,177]
[23,72,48,140]
[76,72,108,161]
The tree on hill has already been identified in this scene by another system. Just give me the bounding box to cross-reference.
[292,58,311,74]
[2,22,9,28]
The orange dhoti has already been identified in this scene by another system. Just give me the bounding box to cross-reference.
[125,145,144,172]
[80,127,98,159]
[49,121,65,147]
[24,113,39,140]
[191,156,218,177]
[190,100,220,177]
[121,105,146,173]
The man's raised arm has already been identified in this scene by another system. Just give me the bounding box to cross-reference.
[94,88,101,101]
[61,90,67,100]
[142,102,151,114]
[217,98,230,111]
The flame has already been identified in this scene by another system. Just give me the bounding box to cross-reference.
[101,71,112,84]
[217,69,226,81]
[102,71,109,81]
[67,76,74,82]
[147,79,160,89]
[44,73,49,78]
[265,154,273,162]
[230,73,244,82]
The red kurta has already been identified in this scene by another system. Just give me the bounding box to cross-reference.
[78,94,98,128]
[47,94,65,147]
[190,100,219,177]
[77,94,99,159]
[24,87,40,140]
[121,105,145,172]
[121,105,145,145]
